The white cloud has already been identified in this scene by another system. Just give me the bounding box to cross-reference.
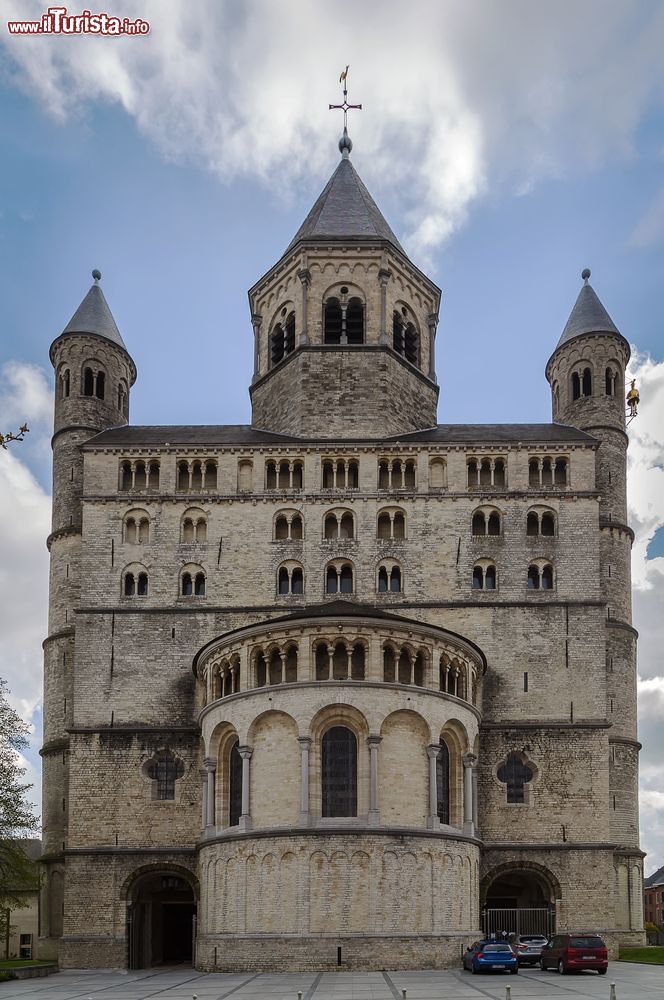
[626,352,664,875]
[0,362,52,816]
[2,1,664,264]
[627,351,664,589]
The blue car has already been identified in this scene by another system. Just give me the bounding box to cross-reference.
[462,940,519,974]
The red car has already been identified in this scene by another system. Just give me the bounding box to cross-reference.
[540,933,608,974]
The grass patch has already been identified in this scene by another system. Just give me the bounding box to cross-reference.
[0,959,56,969]
[619,946,664,965]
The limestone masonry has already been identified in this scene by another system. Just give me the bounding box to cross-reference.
[41,137,644,971]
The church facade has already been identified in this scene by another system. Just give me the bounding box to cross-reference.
[40,133,644,971]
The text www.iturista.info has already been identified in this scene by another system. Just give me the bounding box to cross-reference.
[7,7,150,34]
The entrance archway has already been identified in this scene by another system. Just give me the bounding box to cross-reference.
[128,870,196,969]
[481,864,558,938]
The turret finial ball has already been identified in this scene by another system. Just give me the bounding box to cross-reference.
[92,269,102,282]
[581,268,591,282]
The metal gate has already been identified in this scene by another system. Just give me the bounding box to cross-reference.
[482,907,554,939]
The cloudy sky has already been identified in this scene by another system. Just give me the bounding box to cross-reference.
[1,1,663,873]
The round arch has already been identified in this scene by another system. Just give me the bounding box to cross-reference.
[123,863,198,969]
[480,861,561,939]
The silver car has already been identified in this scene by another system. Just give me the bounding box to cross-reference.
[508,934,549,966]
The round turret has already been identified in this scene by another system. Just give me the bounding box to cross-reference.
[49,271,137,533]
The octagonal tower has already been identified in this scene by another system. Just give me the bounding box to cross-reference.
[249,138,440,438]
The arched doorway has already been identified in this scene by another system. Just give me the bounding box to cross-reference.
[482,865,557,939]
[128,871,196,969]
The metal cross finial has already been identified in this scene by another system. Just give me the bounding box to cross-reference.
[329,66,361,155]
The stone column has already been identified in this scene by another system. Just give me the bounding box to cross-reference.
[200,769,208,830]
[251,314,262,382]
[298,736,312,826]
[472,763,479,834]
[367,735,382,826]
[204,757,216,830]
[427,744,441,829]
[298,266,310,345]
[379,266,391,344]
[463,753,477,837]
[238,745,253,831]
[427,313,438,383]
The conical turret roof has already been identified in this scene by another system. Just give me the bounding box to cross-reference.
[57,275,127,352]
[556,271,620,350]
[285,155,405,255]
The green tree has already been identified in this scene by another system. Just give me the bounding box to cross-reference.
[0,679,39,947]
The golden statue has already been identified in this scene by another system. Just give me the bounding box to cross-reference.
[626,379,640,417]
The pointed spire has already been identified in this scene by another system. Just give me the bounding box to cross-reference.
[285,157,405,256]
[556,268,621,350]
[58,270,128,351]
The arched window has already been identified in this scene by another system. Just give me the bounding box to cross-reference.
[436,741,450,824]
[229,740,243,826]
[117,382,126,414]
[383,646,396,683]
[324,510,354,540]
[194,572,206,596]
[541,512,555,536]
[62,369,70,399]
[148,461,159,489]
[541,564,554,589]
[204,461,217,489]
[322,726,357,817]
[120,462,132,491]
[541,458,553,486]
[270,324,284,366]
[472,562,496,590]
[137,572,148,596]
[527,512,539,536]
[487,512,500,535]
[582,367,592,396]
[134,462,146,490]
[377,508,406,539]
[471,512,485,536]
[324,298,342,344]
[572,371,581,400]
[146,751,184,801]
[393,309,419,364]
[346,297,364,344]
[554,458,568,486]
[325,561,354,594]
[467,460,478,487]
[95,370,105,400]
[182,573,193,596]
[191,462,203,491]
[277,563,304,595]
[83,367,94,396]
[124,572,135,596]
[527,562,554,590]
[377,562,402,593]
[497,752,534,804]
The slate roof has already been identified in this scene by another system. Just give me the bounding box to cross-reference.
[285,156,405,255]
[645,864,664,888]
[556,279,621,350]
[85,422,596,449]
[395,423,597,444]
[54,280,128,353]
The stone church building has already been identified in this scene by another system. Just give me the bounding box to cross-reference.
[41,129,644,970]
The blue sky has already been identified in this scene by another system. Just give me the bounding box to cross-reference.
[1,0,664,873]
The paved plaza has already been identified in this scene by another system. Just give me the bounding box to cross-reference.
[1,965,661,1000]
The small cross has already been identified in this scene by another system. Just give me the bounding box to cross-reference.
[329,65,362,132]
